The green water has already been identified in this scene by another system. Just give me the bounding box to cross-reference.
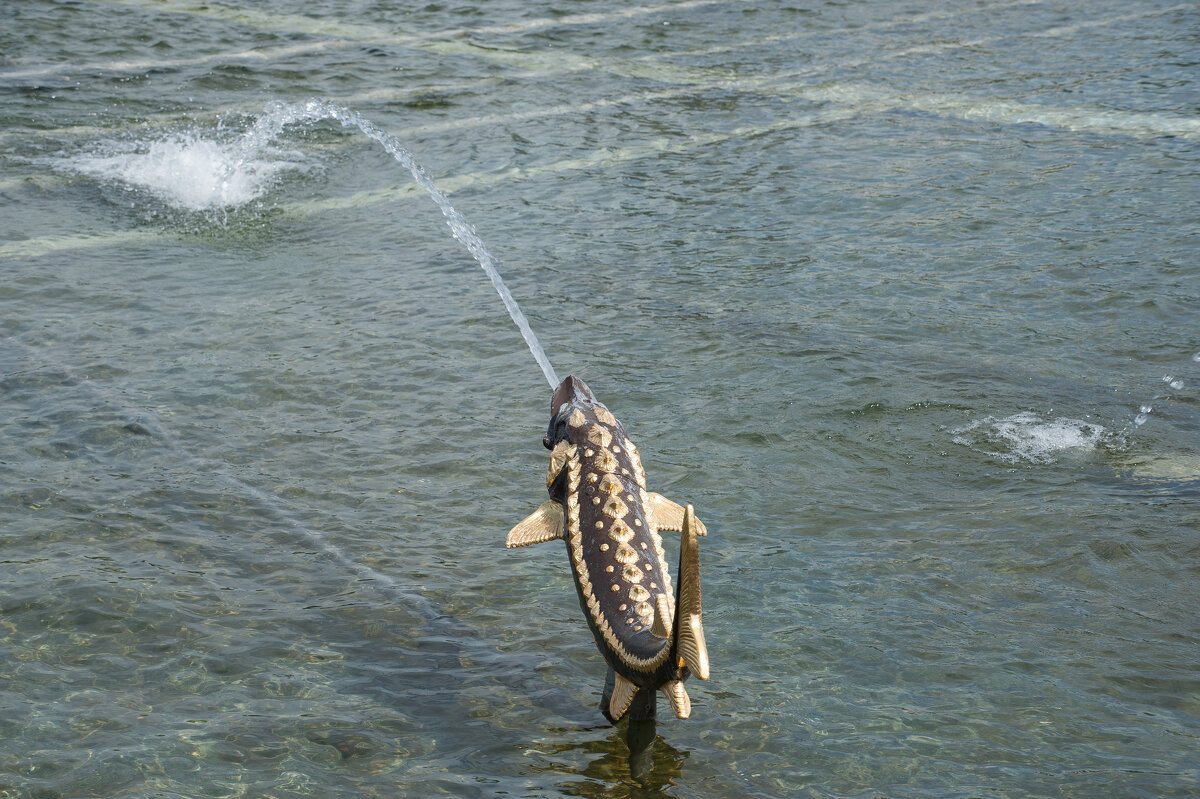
[2,1,1198,797]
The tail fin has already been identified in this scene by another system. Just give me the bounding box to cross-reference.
[672,504,709,681]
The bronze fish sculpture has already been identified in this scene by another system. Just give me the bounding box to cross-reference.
[507,375,709,722]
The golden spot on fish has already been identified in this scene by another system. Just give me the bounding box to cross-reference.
[600,543,609,551]
[595,521,604,530]
[640,542,648,550]
[587,473,599,484]
[602,496,628,520]
[626,442,647,489]
[585,448,595,457]
[622,564,644,584]
[612,445,621,453]
[618,604,628,612]
[633,519,642,527]
[605,565,614,573]
[626,617,634,624]
[597,451,619,473]
[595,407,616,426]
[569,408,587,428]
[614,543,638,564]
[608,523,634,544]
[626,494,635,502]
[621,468,631,476]
[598,474,623,495]
[611,584,620,592]
[587,425,612,448]
[592,497,601,505]
[650,582,657,589]
[546,440,572,488]
[635,601,653,618]
[629,585,650,603]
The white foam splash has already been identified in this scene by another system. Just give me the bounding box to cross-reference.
[952,412,1110,464]
[64,130,306,211]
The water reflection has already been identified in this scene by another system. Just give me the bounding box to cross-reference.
[526,719,687,796]
[622,718,666,788]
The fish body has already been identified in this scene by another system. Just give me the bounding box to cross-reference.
[507,375,709,722]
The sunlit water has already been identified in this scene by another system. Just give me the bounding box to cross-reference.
[1,1,1198,797]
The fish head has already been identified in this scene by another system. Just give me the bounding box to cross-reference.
[544,374,600,450]
[542,374,627,495]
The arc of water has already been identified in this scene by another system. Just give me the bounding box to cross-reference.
[253,100,560,390]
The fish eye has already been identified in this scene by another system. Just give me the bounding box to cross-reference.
[544,415,569,449]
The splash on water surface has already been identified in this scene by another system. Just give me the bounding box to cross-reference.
[951,412,1114,464]
[62,131,308,211]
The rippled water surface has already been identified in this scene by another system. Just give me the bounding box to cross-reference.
[2,1,1198,797]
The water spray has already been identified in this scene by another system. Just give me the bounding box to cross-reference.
[1133,355,1195,428]
[270,100,560,390]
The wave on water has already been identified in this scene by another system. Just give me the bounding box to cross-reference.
[60,127,309,212]
[951,412,1115,464]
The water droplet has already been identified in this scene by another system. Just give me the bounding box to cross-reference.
[1163,374,1174,384]
[1134,413,1148,426]
[1170,379,1184,390]
[1140,405,1152,414]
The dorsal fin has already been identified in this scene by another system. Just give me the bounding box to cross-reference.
[673,504,709,680]
[505,500,564,548]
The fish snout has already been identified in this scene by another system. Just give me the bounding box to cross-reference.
[551,374,597,414]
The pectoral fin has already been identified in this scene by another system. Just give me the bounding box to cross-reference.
[506,499,564,548]
[647,493,707,536]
